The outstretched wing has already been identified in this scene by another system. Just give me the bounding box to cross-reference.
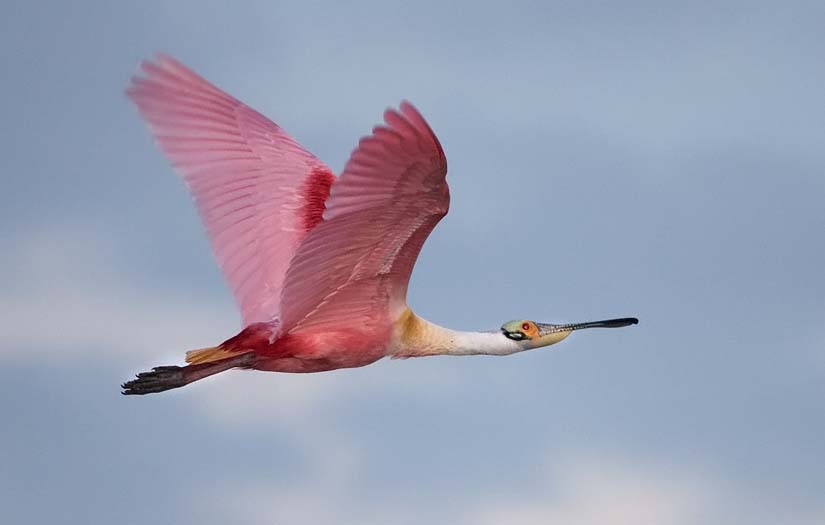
[127,55,335,326]
[278,102,449,334]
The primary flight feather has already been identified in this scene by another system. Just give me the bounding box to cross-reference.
[122,55,637,395]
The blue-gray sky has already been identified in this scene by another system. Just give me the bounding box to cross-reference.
[2,1,824,523]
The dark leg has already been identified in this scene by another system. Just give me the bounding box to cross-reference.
[121,353,256,395]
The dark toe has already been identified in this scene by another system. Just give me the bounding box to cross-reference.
[121,365,186,395]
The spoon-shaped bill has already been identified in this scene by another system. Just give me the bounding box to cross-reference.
[538,317,639,335]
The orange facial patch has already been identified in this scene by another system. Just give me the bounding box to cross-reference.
[520,321,539,339]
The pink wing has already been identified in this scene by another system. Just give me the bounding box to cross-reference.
[278,102,449,334]
[127,55,335,326]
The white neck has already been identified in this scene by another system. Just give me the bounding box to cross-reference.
[394,312,524,358]
[447,330,523,356]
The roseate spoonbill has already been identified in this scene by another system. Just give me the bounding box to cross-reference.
[121,55,638,395]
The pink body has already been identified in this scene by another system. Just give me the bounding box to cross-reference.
[214,320,391,373]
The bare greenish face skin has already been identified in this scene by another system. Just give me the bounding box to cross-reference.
[500,320,535,341]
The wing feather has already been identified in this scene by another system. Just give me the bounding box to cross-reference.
[127,55,335,326]
[278,102,449,335]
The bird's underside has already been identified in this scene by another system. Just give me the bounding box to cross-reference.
[122,55,638,396]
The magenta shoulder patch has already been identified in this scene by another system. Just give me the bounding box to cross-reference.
[300,166,336,232]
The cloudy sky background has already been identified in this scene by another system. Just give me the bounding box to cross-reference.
[2,1,824,523]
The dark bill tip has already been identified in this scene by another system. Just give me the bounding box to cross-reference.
[553,317,640,332]
[599,317,639,328]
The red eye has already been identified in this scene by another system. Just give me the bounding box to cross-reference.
[522,322,531,331]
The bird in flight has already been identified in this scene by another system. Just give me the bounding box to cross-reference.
[122,55,638,395]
